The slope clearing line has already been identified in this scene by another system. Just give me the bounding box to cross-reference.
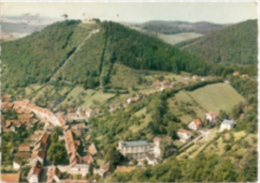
[49,29,100,82]
[184,90,208,112]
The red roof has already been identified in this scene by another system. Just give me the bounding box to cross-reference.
[88,143,98,155]
[162,79,170,85]
[1,173,20,183]
[82,155,94,164]
[208,112,218,119]
[178,129,191,134]
[193,119,202,127]
[242,74,249,79]
[233,72,240,76]
[18,144,31,152]
[153,80,161,86]
[57,113,66,126]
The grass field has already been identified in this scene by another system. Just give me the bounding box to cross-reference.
[188,83,245,113]
[168,90,206,124]
[158,32,203,45]
[80,90,115,109]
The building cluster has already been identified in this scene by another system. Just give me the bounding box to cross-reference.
[233,71,249,79]
[66,107,101,122]
[153,79,172,91]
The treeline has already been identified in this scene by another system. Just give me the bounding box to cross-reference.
[229,76,257,133]
[138,21,225,34]
[176,20,257,66]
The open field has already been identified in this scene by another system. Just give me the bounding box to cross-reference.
[158,32,203,45]
[188,83,245,113]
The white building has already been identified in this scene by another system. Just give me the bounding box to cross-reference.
[70,164,90,177]
[13,159,22,170]
[177,129,192,143]
[220,119,235,132]
[118,140,155,160]
[188,119,202,131]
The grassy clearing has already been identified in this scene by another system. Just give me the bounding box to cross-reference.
[167,90,206,124]
[80,90,115,109]
[61,86,85,105]
[130,108,151,133]
[158,32,203,45]
[188,83,245,113]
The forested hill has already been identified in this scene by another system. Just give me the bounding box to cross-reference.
[176,19,258,66]
[2,20,233,90]
[136,20,227,34]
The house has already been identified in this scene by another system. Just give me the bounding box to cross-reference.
[1,173,20,183]
[118,140,154,160]
[28,161,42,183]
[233,72,240,77]
[70,163,90,177]
[220,119,235,132]
[206,112,219,124]
[94,162,113,178]
[153,80,161,87]
[82,155,94,164]
[188,119,202,131]
[242,74,249,79]
[13,158,22,170]
[1,102,14,110]
[177,129,192,143]
[88,143,98,155]
[56,113,66,126]
[18,143,31,152]
[127,95,140,104]
[162,79,171,86]
[152,137,169,158]
[47,166,62,183]
[192,75,200,80]
[85,109,94,118]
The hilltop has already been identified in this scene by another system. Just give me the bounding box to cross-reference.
[176,19,258,66]
[1,19,231,91]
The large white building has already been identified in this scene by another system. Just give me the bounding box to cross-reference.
[118,138,161,160]
[220,119,235,132]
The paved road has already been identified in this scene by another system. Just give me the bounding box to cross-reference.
[178,129,211,152]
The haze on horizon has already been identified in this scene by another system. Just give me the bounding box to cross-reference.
[1,2,258,25]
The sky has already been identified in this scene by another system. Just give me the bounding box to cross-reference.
[1,1,258,24]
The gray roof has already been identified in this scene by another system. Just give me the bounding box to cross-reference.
[222,119,235,125]
[124,140,153,147]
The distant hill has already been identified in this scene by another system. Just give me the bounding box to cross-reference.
[135,20,228,35]
[176,19,257,66]
[2,20,232,90]
[1,22,48,41]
